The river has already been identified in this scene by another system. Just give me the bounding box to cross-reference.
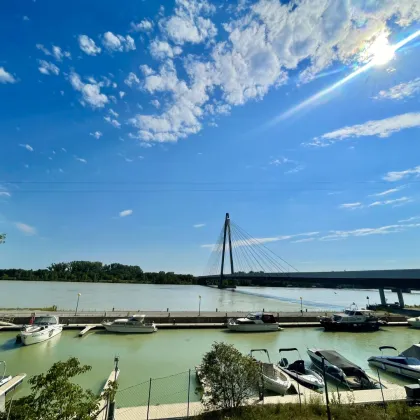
[1,281,420,312]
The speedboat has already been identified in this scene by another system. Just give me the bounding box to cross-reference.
[407,317,420,328]
[250,349,291,395]
[278,348,324,392]
[368,345,420,379]
[319,304,384,332]
[307,348,382,390]
[102,315,157,333]
[18,315,63,346]
[0,361,12,387]
[227,312,280,332]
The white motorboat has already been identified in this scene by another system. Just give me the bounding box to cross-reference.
[102,315,157,333]
[407,317,420,328]
[319,304,384,332]
[251,349,291,395]
[368,345,420,379]
[18,315,63,346]
[0,361,12,387]
[227,312,280,332]
[278,348,324,392]
[308,348,382,390]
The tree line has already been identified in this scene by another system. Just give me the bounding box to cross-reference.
[0,260,196,285]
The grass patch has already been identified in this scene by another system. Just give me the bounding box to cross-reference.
[195,402,420,420]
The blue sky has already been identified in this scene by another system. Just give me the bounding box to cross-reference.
[1,0,420,274]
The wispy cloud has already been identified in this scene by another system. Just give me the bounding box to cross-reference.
[131,19,153,32]
[339,202,362,209]
[102,32,135,53]
[75,157,87,163]
[292,237,315,243]
[193,223,206,228]
[90,131,103,139]
[78,35,101,56]
[369,187,404,197]
[307,113,420,147]
[119,209,133,217]
[19,144,34,152]
[38,60,60,75]
[69,72,108,109]
[368,197,412,207]
[399,216,420,223]
[15,222,37,236]
[269,157,304,174]
[373,78,420,101]
[0,191,11,197]
[320,223,420,241]
[104,116,121,128]
[383,165,420,182]
[201,232,319,248]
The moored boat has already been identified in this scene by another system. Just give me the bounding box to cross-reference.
[278,348,324,392]
[319,304,384,332]
[227,312,281,332]
[251,349,291,395]
[407,317,420,328]
[368,344,420,379]
[102,315,157,333]
[307,348,382,390]
[18,315,63,346]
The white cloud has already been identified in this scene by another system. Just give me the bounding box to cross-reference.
[139,142,153,148]
[124,72,140,88]
[269,156,304,174]
[309,113,420,147]
[19,144,34,152]
[131,19,153,32]
[140,65,154,76]
[193,223,206,228]
[102,32,136,52]
[292,237,315,243]
[104,116,121,128]
[109,109,119,118]
[162,0,217,45]
[38,60,60,75]
[0,67,17,84]
[150,40,182,60]
[370,187,404,197]
[368,196,412,207]
[0,191,11,197]
[383,165,420,182]
[119,209,133,217]
[36,44,70,60]
[69,72,108,109]
[75,157,87,163]
[119,91,126,99]
[90,131,103,139]
[339,202,363,209]
[15,222,37,236]
[23,15,30,21]
[78,35,101,56]
[374,78,420,101]
[150,99,161,109]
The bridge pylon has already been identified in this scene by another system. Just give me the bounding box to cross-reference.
[219,213,235,289]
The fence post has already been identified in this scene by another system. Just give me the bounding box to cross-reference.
[146,378,152,420]
[377,369,386,411]
[187,369,191,418]
[322,357,332,420]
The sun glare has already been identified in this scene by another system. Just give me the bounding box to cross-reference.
[362,31,396,66]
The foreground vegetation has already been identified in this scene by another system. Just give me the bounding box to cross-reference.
[0,261,195,284]
[196,402,420,420]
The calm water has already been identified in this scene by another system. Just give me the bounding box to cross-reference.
[1,281,420,312]
[1,327,420,404]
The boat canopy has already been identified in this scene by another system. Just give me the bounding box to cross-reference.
[34,316,59,325]
[400,344,420,359]
[314,350,360,370]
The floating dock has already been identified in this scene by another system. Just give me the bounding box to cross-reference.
[78,325,98,336]
[97,369,120,420]
[0,374,26,412]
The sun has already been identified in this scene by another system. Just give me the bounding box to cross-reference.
[362,31,396,66]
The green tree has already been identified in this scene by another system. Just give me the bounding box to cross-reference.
[2,357,100,420]
[0,233,5,244]
[200,342,260,411]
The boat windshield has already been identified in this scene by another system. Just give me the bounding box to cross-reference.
[34,317,57,325]
[387,357,420,365]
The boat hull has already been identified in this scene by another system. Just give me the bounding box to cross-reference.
[407,318,420,328]
[368,359,420,379]
[261,364,291,395]
[19,325,63,346]
[103,324,157,333]
[280,367,324,391]
[320,319,381,332]
[227,323,280,332]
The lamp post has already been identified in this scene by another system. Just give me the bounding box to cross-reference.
[300,297,303,314]
[75,293,81,316]
[366,296,370,309]
[198,295,202,316]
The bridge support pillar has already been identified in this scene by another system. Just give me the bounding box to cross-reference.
[396,289,405,308]
[378,288,386,306]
